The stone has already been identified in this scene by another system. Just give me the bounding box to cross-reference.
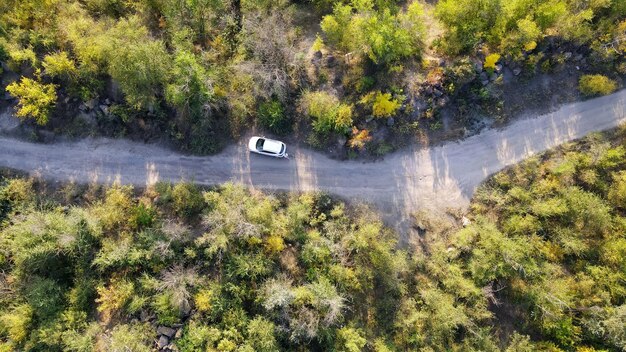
[85,99,97,110]
[78,112,97,126]
[433,89,443,97]
[64,97,70,104]
[489,72,497,81]
[564,51,572,60]
[574,54,583,62]
[337,136,347,148]
[104,98,111,105]
[423,86,433,95]
[2,92,13,101]
[479,72,488,82]
[313,51,322,59]
[513,68,522,76]
[474,62,483,73]
[174,329,183,339]
[387,117,395,126]
[462,216,471,227]
[99,105,109,115]
[325,55,337,67]
[481,79,489,86]
[157,326,176,338]
[495,64,502,73]
[79,103,87,111]
[157,336,169,349]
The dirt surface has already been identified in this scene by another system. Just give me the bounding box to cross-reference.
[1,90,625,240]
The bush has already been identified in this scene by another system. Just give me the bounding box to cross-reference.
[171,182,205,218]
[300,91,352,134]
[6,77,57,125]
[483,53,500,73]
[578,74,618,96]
[258,99,290,135]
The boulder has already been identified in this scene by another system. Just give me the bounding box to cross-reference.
[85,99,97,110]
[513,68,522,76]
[387,117,395,126]
[325,55,337,67]
[157,326,176,338]
[157,336,169,349]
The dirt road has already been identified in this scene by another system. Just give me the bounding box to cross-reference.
[1,90,625,235]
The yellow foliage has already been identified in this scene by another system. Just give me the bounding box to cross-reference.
[579,74,618,96]
[194,289,213,313]
[524,41,537,52]
[361,91,400,118]
[96,278,134,322]
[0,304,32,343]
[265,235,285,254]
[483,53,501,72]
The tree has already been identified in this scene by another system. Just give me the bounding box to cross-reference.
[6,77,57,125]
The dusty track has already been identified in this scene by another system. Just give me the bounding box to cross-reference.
[1,90,625,236]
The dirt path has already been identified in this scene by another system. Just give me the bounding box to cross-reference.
[1,90,625,237]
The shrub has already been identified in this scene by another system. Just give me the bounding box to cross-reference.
[43,52,77,80]
[6,77,57,125]
[0,304,32,344]
[171,182,204,218]
[578,75,618,96]
[483,53,500,73]
[335,327,367,352]
[258,99,290,135]
[372,92,401,118]
[103,323,152,352]
[348,127,372,150]
[300,91,352,134]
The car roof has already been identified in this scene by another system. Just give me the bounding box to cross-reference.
[262,139,283,154]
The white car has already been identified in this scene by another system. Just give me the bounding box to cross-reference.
[248,136,288,158]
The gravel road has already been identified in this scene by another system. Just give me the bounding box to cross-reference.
[1,89,625,236]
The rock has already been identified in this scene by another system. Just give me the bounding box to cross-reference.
[79,103,87,111]
[325,55,337,67]
[78,112,97,126]
[64,97,70,104]
[513,68,522,76]
[157,336,169,349]
[174,329,182,339]
[489,72,497,81]
[479,72,488,82]
[337,136,347,148]
[574,54,583,62]
[387,117,395,126]
[85,99,97,110]
[104,98,111,105]
[433,89,443,97]
[157,326,176,338]
[423,86,433,96]
[564,51,572,60]
[313,51,322,59]
[495,64,502,73]
[2,92,12,101]
[474,62,483,73]
[99,104,109,115]
[481,79,489,86]
[462,216,471,227]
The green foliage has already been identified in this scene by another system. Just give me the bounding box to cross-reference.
[171,182,205,218]
[6,77,57,125]
[321,0,425,64]
[335,327,367,352]
[578,74,618,97]
[43,52,77,81]
[258,99,290,135]
[300,91,353,133]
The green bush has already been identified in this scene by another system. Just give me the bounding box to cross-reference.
[258,99,290,135]
[300,91,352,134]
[171,182,205,218]
[6,77,57,125]
[578,74,618,96]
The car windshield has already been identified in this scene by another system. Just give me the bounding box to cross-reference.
[255,138,264,151]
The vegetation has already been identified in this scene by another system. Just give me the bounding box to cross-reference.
[2,127,626,350]
[579,74,618,96]
[0,0,622,157]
